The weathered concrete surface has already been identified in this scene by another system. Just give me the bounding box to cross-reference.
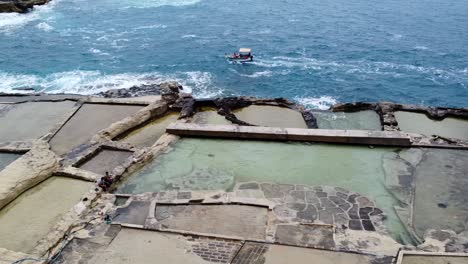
[49,103,143,155]
[86,229,210,264]
[0,142,58,210]
[234,105,308,128]
[155,204,268,240]
[166,123,411,146]
[261,244,378,264]
[0,248,36,264]
[0,177,92,254]
[0,101,78,142]
[113,200,150,226]
[78,149,133,176]
[274,224,335,249]
[413,149,468,237]
[401,255,468,264]
[192,107,231,125]
[118,112,179,148]
[395,111,468,141]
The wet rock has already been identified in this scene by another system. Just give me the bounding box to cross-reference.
[0,0,50,13]
[362,220,376,231]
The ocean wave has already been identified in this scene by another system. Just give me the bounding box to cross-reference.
[294,96,337,110]
[239,71,273,78]
[0,0,58,34]
[0,70,221,98]
[181,34,197,38]
[119,0,201,9]
[134,24,167,30]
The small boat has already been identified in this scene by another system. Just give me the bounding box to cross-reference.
[225,48,253,63]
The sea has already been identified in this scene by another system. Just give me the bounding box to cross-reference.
[0,0,467,109]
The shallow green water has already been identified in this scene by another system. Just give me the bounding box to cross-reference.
[116,138,410,242]
[234,105,307,128]
[0,152,21,172]
[313,110,382,131]
[395,111,468,141]
[119,112,179,148]
[191,107,231,125]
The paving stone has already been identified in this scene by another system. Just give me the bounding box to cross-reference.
[274,204,297,218]
[319,197,336,208]
[357,196,374,207]
[348,205,360,220]
[362,220,376,231]
[295,185,313,191]
[334,213,349,227]
[349,220,363,230]
[296,205,318,222]
[329,196,345,205]
[335,187,350,194]
[316,191,328,198]
[370,208,383,216]
[347,194,358,203]
[286,203,307,211]
[359,207,373,220]
[260,183,283,199]
[305,191,320,204]
[238,182,260,190]
[336,192,348,200]
[312,186,323,192]
[338,202,351,211]
[274,225,335,249]
[318,210,334,224]
[278,184,295,194]
[113,201,150,226]
[285,190,306,203]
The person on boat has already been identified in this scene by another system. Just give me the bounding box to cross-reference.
[233,52,238,59]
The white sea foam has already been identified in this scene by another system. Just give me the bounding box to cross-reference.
[134,24,167,30]
[294,96,338,110]
[181,34,197,38]
[0,0,58,34]
[0,70,220,98]
[119,0,201,9]
[413,46,429,50]
[36,22,53,31]
[240,71,273,78]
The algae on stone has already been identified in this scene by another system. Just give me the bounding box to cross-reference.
[0,177,92,253]
[118,112,179,148]
[312,110,382,131]
[234,105,307,128]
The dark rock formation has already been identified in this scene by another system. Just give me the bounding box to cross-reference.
[95,81,183,103]
[0,0,50,13]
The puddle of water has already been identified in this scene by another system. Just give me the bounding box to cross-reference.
[312,110,382,131]
[116,138,410,243]
[234,105,307,128]
[119,112,179,148]
[413,149,468,237]
[49,103,143,155]
[0,101,78,143]
[78,149,133,175]
[0,152,21,171]
[191,107,231,125]
[395,111,468,141]
[0,177,92,253]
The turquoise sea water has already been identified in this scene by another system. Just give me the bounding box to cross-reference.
[0,0,467,109]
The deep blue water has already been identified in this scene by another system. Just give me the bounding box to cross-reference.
[0,0,467,109]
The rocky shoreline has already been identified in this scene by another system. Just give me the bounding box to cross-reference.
[0,0,50,13]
